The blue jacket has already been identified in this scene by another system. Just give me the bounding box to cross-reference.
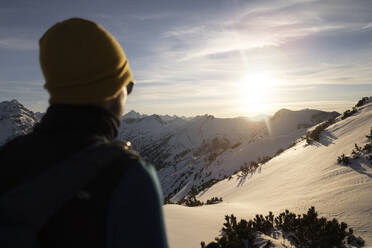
[107,157,169,247]
[0,104,169,248]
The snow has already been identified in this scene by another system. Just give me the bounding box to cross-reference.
[120,107,338,199]
[122,110,146,119]
[2,98,370,247]
[0,99,40,145]
[254,231,296,248]
[164,102,372,248]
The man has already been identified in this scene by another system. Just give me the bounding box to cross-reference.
[0,18,169,247]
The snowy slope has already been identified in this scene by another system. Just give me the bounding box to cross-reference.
[119,109,339,200]
[164,101,372,248]
[0,100,40,145]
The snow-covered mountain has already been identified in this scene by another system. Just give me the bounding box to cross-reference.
[0,99,340,202]
[122,110,147,120]
[1,98,371,246]
[0,100,41,146]
[120,108,339,200]
[164,98,372,248]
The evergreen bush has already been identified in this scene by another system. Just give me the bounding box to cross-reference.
[206,197,223,205]
[177,196,204,207]
[366,128,372,142]
[306,118,335,143]
[341,107,357,120]
[201,206,364,248]
[337,154,350,165]
[355,97,370,107]
[337,127,372,166]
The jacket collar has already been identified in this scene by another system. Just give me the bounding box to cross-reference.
[34,104,120,141]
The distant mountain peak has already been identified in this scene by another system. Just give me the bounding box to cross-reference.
[122,110,146,119]
[0,99,32,116]
[1,99,22,107]
[0,99,40,145]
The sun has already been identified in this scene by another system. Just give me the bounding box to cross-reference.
[238,73,278,116]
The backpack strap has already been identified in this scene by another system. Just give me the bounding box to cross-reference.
[0,140,134,248]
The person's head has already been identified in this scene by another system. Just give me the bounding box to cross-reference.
[96,81,133,118]
[39,18,134,118]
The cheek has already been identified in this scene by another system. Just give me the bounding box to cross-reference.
[119,89,127,114]
[121,89,127,104]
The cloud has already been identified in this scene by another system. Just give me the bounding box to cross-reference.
[363,22,372,29]
[163,26,204,38]
[158,0,371,63]
[99,11,178,22]
[0,38,37,51]
[125,12,177,21]
[2,0,370,116]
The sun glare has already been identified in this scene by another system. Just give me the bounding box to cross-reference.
[238,73,278,116]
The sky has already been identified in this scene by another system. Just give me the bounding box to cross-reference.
[0,0,372,117]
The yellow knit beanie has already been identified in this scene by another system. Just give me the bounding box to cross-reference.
[39,18,133,104]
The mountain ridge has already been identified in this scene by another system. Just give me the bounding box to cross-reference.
[164,98,372,248]
[0,99,341,202]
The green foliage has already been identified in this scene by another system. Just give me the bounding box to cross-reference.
[354,143,363,153]
[231,142,241,149]
[257,156,272,164]
[337,154,350,165]
[341,107,357,120]
[355,97,370,107]
[238,161,260,177]
[195,179,221,193]
[177,196,204,207]
[364,143,372,153]
[337,127,372,166]
[201,207,364,248]
[237,155,275,179]
[287,141,297,149]
[175,179,222,206]
[274,148,284,156]
[206,197,223,205]
[306,97,369,144]
[366,127,372,142]
[306,118,335,143]
[351,144,362,159]
[176,195,223,207]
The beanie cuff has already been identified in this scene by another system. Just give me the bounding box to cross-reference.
[47,67,132,104]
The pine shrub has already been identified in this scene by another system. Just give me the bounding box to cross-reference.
[177,196,204,207]
[306,118,335,143]
[337,154,350,165]
[341,107,357,120]
[355,97,370,107]
[206,197,223,205]
[366,128,372,142]
[201,206,364,248]
[337,127,372,166]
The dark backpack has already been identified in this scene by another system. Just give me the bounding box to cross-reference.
[0,141,134,248]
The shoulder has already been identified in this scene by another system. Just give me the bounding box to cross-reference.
[106,152,168,247]
[118,152,162,196]
[107,140,156,177]
[107,143,163,204]
[0,134,27,151]
[105,140,162,194]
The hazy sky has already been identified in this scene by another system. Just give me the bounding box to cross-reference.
[1,0,372,117]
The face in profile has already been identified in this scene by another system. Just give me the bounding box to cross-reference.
[110,87,128,118]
